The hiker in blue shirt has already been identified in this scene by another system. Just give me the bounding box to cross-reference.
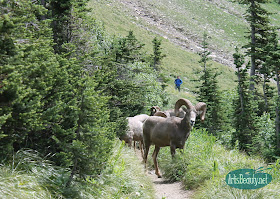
[174,76,183,92]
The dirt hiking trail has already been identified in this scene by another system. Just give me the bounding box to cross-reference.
[135,150,194,199]
[147,170,194,199]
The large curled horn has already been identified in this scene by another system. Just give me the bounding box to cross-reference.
[154,111,169,118]
[174,98,195,116]
[195,102,207,121]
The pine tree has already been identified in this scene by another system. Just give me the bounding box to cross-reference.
[0,0,60,157]
[94,30,167,137]
[0,1,116,185]
[0,0,167,189]
[195,33,226,135]
[232,48,259,151]
[37,0,90,53]
[238,0,274,91]
[113,31,145,64]
[262,31,280,154]
[151,37,166,71]
[233,47,246,114]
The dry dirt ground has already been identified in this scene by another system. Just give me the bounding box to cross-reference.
[135,149,194,199]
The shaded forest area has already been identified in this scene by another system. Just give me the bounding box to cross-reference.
[0,0,167,195]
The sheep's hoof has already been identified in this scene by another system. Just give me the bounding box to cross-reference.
[156,172,162,178]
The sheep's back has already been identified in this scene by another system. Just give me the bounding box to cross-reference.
[143,116,178,147]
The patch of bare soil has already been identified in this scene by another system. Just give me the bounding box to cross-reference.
[135,149,194,199]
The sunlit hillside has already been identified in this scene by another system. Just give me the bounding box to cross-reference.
[89,0,280,104]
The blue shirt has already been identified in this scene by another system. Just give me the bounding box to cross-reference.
[174,78,183,86]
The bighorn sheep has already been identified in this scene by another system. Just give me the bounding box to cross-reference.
[143,98,207,178]
[151,104,187,118]
[153,111,168,118]
[150,106,161,116]
[120,114,149,157]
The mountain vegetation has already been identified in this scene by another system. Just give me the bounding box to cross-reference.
[1,0,280,198]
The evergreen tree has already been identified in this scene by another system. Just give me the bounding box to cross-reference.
[93,30,167,137]
[36,0,90,53]
[262,31,280,154]
[195,33,226,135]
[237,0,274,91]
[232,48,259,151]
[151,37,166,71]
[0,0,60,157]
[0,0,116,185]
[114,31,145,64]
[258,28,278,115]
[0,0,167,190]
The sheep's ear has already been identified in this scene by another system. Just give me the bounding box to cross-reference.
[195,102,207,121]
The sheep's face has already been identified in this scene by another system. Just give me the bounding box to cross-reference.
[190,111,197,126]
[184,109,197,126]
[150,106,160,116]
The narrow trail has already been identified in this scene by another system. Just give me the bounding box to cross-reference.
[135,150,194,199]
[147,170,194,199]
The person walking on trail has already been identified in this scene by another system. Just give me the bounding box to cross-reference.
[174,76,183,92]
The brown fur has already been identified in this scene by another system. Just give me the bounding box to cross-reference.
[143,99,206,178]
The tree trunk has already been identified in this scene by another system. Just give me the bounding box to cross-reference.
[262,74,268,112]
[249,1,256,91]
[40,0,46,20]
[66,92,85,187]
[275,72,280,150]
[237,68,244,113]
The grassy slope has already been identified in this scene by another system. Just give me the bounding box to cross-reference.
[89,0,280,106]
[88,0,243,106]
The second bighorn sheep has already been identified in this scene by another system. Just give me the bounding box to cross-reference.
[151,104,187,118]
[143,98,207,178]
[150,106,161,116]
[120,114,149,157]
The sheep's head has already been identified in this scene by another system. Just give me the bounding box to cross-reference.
[154,111,168,118]
[175,98,207,126]
[150,106,161,116]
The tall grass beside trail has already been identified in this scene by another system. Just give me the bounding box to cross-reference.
[153,129,280,198]
[0,149,68,199]
[0,167,53,199]
[87,140,155,199]
[0,141,154,199]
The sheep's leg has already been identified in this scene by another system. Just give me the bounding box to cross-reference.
[139,140,144,158]
[170,144,176,158]
[128,138,133,148]
[152,146,162,178]
[143,142,150,166]
[133,141,136,151]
